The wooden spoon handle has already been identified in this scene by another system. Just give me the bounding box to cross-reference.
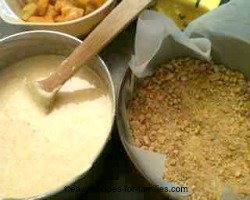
[40,0,152,92]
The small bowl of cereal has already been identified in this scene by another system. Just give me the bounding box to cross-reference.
[0,0,115,36]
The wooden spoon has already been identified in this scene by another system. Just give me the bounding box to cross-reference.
[28,0,153,111]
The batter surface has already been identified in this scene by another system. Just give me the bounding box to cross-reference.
[0,55,113,198]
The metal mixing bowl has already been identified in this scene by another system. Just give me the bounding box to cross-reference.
[0,30,115,200]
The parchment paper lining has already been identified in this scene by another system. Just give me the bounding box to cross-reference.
[122,0,250,199]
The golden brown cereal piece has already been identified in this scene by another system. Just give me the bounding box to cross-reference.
[26,4,57,23]
[45,5,58,20]
[54,0,73,11]
[55,6,84,22]
[75,0,106,13]
[21,3,38,20]
[37,0,49,16]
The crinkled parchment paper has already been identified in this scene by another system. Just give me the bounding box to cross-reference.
[120,0,250,199]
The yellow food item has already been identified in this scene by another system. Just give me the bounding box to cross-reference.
[37,0,50,15]
[45,5,58,19]
[21,0,107,22]
[155,0,221,29]
[21,2,38,20]
[54,0,72,11]
[55,5,84,22]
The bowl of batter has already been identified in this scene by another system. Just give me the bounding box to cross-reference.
[0,31,115,199]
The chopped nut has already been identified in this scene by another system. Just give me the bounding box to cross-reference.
[235,170,241,178]
[143,136,150,146]
[166,72,174,80]
[157,134,166,144]
[134,139,141,147]
[170,159,176,166]
[181,76,188,82]
[173,149,179,155]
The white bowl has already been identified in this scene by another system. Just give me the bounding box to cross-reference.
[0,0,115,36]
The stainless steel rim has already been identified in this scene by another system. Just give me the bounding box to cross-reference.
[0,30,116,200]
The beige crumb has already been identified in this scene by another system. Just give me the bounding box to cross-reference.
[129,58,250,200]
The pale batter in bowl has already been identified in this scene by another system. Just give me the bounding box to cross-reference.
[0,55,113,199]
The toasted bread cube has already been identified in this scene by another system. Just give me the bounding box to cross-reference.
[21,2,38,21]
[37,0,49,15]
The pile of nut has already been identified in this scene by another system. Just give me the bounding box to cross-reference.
[129,58,250,200]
